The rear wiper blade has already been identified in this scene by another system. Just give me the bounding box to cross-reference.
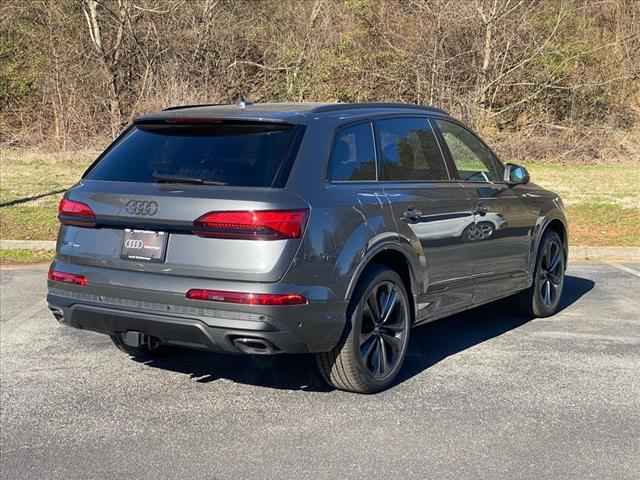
[151,173,227,186]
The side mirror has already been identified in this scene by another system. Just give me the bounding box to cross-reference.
[504,163,529,186]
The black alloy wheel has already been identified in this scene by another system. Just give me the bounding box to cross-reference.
[316,265,412,393]
[358,281,409,379]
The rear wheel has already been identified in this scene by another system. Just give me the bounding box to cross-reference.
[316,265,411,393]
[110,333,169,358]
[515,230,565,317]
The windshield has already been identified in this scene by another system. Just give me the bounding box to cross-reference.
[84,122,301,187]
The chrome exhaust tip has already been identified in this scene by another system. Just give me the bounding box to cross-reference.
[49,306,64,322]
[232,337,278,355]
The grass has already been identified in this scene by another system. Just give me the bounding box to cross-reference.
[526,163,640,209]
[564,203,640,246]
[0,248,54,265]
[0,148,96,240]
[0,148,99,204]
[0,148,638,246]
[1,203,62,240]
[526,162,640,247]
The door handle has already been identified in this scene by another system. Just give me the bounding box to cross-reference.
[402,207,423,222]
[475,205,489,216]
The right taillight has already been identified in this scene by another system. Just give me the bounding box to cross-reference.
[58,198,96,227]
[192,209,308,240]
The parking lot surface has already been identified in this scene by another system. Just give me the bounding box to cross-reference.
[1,262,639,479]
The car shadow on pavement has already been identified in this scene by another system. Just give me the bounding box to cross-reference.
[137,349,333,392]
[397,275,595,384]
[136,275,594,393]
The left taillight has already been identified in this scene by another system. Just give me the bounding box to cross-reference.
[58,198,96,227]
[48,267,87,286]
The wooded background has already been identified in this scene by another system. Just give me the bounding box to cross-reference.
[2,0,639,162]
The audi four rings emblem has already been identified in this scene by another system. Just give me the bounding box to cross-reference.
[125,199,158,216]
[124,239,145,249]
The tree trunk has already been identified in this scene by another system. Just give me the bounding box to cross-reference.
[82,0,124,138]
[479,19,493,107]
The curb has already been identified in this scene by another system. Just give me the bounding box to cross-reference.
[1,240,57,251]
[569,246,640,262]
[1,240,639,261]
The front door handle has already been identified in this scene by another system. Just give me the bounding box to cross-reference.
[402,207,423,222]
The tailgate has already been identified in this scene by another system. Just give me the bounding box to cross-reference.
[57,181,308,282]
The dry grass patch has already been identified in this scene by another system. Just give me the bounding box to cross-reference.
[0,148,95,240]
[526,161,640,246]
[0,148,97,204]
[0,203,61,240]
[0,249,54,265]
[565,204,640,247]
[526,162,640,209]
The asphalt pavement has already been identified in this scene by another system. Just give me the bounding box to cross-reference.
[1,262,639,479]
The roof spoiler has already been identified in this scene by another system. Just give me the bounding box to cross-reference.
[162,103,225,112]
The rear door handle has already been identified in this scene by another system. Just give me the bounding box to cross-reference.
[475,205,488,216]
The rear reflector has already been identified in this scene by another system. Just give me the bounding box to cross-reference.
[193,209,308,240]
[58,198,96,227]
[186,289,307,306]
[48,268,87,286]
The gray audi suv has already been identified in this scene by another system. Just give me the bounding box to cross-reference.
[47,102,568,393]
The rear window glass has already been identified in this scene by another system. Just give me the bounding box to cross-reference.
[85,122,301,187]
[329,122,376,181]
[376,117,448,181]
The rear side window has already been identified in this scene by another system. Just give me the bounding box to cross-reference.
[376,117,448,181]
[329,123,376,181]
[435,119,503,183]
[85,122,301,187]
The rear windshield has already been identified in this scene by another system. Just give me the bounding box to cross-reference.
[84,122,301,187]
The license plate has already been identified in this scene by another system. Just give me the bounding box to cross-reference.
[121,229,168,262]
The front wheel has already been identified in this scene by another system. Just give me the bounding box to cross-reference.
[515,230,566,317]
[316,265,412,394]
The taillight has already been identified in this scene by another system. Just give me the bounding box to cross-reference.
[186,289,307,306]
[58,198,96,227]
[48,268,87,286]
[193,209,308,240]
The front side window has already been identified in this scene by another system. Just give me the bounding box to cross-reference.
[376,117,448,181]
[328,123,376,181]
[435,120,503,183]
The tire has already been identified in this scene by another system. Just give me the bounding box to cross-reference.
[315,265,412,394]
[110,333,169,359]
[515,230,566,317]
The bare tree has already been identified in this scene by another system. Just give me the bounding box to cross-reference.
[474,0,525,107]
[1,0,638,154]
[81,0,128,137]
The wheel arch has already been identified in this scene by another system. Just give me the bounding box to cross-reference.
[345,244,418,323]
[530,214,569,281]
[546,218,567,249]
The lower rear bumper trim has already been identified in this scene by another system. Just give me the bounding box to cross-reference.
[53,302,310,354]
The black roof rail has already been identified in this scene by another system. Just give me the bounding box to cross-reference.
[162,103,226,112]
[310,102,448,115]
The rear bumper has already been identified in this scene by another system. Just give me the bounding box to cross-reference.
[47,275,347,355]
[49,300,312,354]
